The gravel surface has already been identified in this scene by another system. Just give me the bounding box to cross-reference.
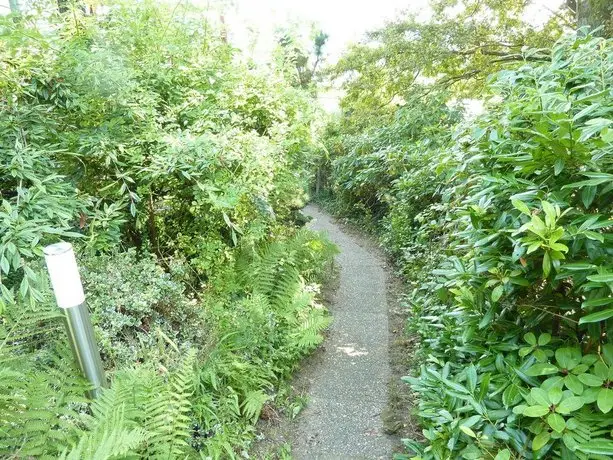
[293,204,393,459]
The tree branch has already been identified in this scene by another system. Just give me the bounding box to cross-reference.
[437,69,482,86]
[489,54,550,63]
[455,43,525,56]
[544,5,576,28]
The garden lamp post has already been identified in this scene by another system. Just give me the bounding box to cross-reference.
[43,242,106,398]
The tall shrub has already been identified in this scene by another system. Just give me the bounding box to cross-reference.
[402,32,613,459]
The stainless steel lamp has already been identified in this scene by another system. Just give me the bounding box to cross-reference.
[43,242,107,398]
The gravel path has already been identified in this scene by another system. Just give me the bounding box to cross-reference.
[293,204,393,459]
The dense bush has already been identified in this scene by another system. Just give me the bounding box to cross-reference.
[1,0,321,305]
[81,250,207,369]
[0,1,336,457]
[323,31,613,459]
[322,89,461,277]
[402,33,613,459]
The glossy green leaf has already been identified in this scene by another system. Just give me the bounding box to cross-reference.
[547,413,566,433]
[597,388,613,414]
[492,285,504,302]
[538,333,551,346]
[579,309,613,324]
[526,363,558,376]
[577,373,604,387]
[548,387,563,405]
[582,297,613,308]
[581,184,597,207]
[523,405,550,417]
[563,374,583,395]
[466,365,477,392]
[512,199,530,215]
[542,251,551,277]
[556,396,584,414]
[587,274,613,283]
[459,425,477,438]
[556,347,581,369]
[494,449,511,460]
[532,430,551,451]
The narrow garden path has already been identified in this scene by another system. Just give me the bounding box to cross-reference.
[293,204,393,459]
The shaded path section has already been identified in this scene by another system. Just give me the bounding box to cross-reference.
[293,204,392,459]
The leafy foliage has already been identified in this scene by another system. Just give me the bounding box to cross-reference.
[81,250,207,369]
[276,26,329,90]
[0,1,337,458]
[329,0,569,131]
[323,28,613,459]
[191,231,336,456]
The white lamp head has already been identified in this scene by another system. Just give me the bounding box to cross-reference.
[43,242,85,309]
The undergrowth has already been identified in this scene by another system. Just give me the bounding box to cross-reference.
[0,1,337,458]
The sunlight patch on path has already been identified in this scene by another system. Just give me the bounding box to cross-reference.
[337,345,369,357]
[292,204,393,459]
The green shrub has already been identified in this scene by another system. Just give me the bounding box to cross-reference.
[324,29,613,459]
[401,33,613,459]
[81,250,207,369]
[0,1,336,458]
[181,230,337,456]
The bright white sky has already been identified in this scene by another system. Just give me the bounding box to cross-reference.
[221,0,424,63]
[221,0,564,64]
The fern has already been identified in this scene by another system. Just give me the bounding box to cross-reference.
[0,306,90,457]
[291,310,331,350]
[269,266,301,310]
[56,351,198,459]
[569,411,613,459]
[0,301,63,357]
[235,231,333,358]
[60,406,149,460]
[0,362,90,456]
[0,227,335,459]
[241,390,270,422]
[143,349,195,459]
[236,229,334,309]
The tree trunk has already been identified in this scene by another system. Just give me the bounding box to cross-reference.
[577,0,593,27]
[574,0,612,35]
[8,0,20,14]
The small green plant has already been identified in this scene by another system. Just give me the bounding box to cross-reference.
[81,250,206,369]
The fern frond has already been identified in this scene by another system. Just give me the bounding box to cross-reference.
[0,342,90,457]
[241,390,269,422]
[0,301,64,364]
[143,348,196,459]
[60,406,149,460]
[291,311,331,350]
[270,267,301,310]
